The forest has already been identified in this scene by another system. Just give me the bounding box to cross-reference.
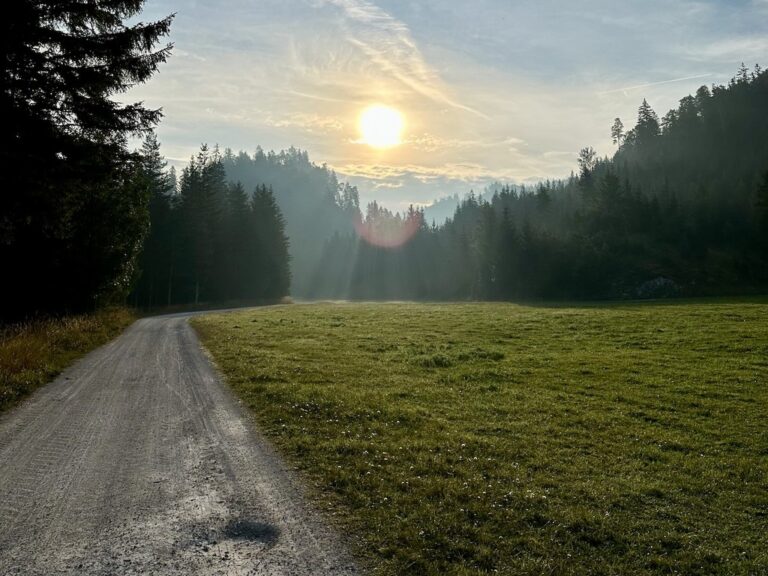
[140,64,768,305]
[2,0,766,318]
[309,65,768,300]
[131,139,290,308]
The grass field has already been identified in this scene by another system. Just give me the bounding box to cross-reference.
[193,301,768,575]
[0,307,135,413]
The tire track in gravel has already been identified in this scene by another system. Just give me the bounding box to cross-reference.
[0,313,359,575]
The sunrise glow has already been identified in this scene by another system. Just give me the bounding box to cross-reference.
[358,105,404,149]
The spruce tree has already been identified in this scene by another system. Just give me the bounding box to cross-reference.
[221,182,251,300]
[134,133,174,309]
[250,185,291,300]
[636,99,660,146]
[1,0,173,318]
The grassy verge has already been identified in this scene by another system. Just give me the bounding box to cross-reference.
[0,307,135,413]
[193,301,768,575]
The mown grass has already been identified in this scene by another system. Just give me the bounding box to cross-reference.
[0,307,135,413]
[193,301,768,575]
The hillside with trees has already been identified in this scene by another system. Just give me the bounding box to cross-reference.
[131,142,290,308]
[311,65,768,300]
[4,1,765,317]
[133,64,768,305]
[219,148,360,295]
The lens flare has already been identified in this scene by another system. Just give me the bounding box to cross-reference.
[354,213,421,248]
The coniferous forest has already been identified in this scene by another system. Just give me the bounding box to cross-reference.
[131,139,290,308]
[310,65,768,301]
[135,64,768,306]
[1,0,172,319]
[2,0,767,318]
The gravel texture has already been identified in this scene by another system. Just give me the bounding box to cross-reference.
[0,314,359,575]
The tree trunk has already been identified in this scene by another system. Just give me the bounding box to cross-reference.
[167,264,173,307]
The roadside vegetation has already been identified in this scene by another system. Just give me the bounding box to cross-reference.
[0,308,135,413]
[194,301,768,575]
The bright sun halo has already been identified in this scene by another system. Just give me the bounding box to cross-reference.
[359,105,404,149]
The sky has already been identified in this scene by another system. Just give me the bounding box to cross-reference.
[127,0,768,211]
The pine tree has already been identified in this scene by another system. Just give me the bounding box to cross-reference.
[134,133,174,309]
[221,182,251,299]
[611,118,625,146]
[577,147,598,190]
[250,185,291,300]
[176,145,226,304]
[635,99,660,146]
[1,0,173,318]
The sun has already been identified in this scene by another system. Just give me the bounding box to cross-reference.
[358,105,404,149]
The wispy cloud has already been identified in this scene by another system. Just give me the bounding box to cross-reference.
[318,0,488,118]
[407,134,526,152]
[373,181,404,189]
[284,90,356,104]
[263,112,345,133]
[127,0,767,210]
[684,37,768,62]
[597,73,713,96]
[335,157,566,185]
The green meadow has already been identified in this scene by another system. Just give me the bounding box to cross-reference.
[193,300,768,575]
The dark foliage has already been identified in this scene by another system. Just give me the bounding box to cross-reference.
[312,65,768,300]
[131,143,291,308]
[0,0,172,319]
[219,148,360,295]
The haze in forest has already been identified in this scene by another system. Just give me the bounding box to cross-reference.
[4,0,768,317]
[128,0,768,211]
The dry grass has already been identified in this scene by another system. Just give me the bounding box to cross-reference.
[0,307,135,412]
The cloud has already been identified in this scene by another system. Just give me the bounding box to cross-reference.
[284,90,356,104]
[316,0,488,118]
[407,134,526,152]
[684,37,768,62]
[335,158,562,186]
[263,112,345,133]
[373,181,404,189]
[597,74,713,96]
[125,0,768,212]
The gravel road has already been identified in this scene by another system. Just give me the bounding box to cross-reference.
[0,314,359,575]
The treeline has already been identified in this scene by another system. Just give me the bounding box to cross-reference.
[6,0,766,319]
[131,139,290,308]
[219,148,360,295]
[312,65,768,300]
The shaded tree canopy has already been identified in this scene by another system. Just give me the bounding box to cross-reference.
[131,142,291,309]
[311,65,768,301]
[1,0,173,319]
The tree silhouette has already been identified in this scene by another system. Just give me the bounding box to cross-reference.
[611,118,625,146]
[1,0,173,318]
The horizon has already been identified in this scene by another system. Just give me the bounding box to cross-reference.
[127,0,768,211]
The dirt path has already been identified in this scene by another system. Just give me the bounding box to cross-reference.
[0,314,358,575]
